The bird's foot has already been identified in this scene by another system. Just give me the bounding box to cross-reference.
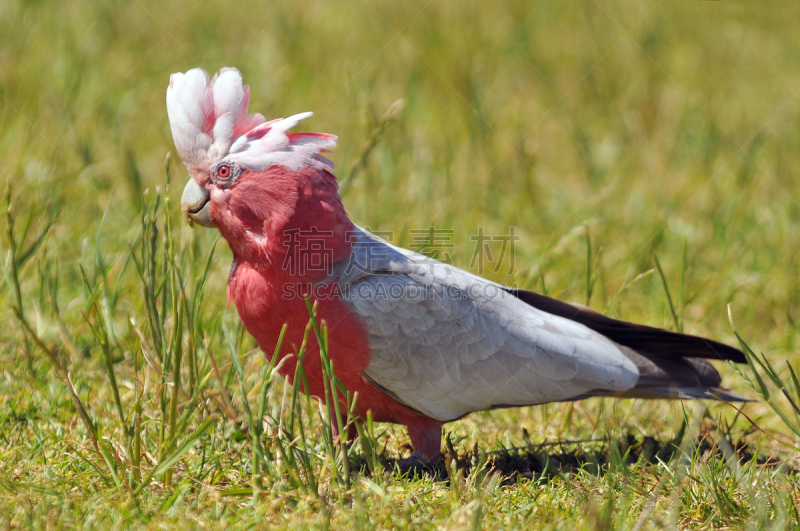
[395,452,438,477]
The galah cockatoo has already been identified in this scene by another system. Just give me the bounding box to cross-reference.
[168,67,746,471]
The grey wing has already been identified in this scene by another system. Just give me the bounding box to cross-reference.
[337,227,640,422]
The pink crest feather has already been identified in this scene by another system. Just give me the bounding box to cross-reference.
[167,67,337,176]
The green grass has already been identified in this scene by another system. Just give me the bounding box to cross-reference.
[2,0,800,528]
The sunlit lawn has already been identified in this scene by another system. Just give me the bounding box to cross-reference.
[1,0,800,528]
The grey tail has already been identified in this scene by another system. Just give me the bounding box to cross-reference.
[616,387,751,402]
[506,288,751,402]
[605,353,751,402]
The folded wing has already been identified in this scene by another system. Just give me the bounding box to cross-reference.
[336,229,625,420]
[335,228,747,421]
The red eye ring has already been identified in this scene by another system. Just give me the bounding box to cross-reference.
[217,165,231,179]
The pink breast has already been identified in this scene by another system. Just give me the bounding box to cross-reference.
[228,260,433,426]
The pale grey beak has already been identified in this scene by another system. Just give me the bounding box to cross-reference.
[181,179,217,228]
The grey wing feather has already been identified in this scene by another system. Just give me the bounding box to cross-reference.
[335,227,640,421]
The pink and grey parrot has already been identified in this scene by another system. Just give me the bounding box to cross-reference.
[168,67,746,470]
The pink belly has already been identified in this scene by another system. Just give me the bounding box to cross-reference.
[228,261,432,426]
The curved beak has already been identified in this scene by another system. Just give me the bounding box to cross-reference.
[181,179,217,228]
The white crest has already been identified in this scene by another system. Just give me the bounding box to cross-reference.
[167,67,337,176]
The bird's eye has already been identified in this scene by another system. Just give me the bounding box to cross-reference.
[211,162,239,186]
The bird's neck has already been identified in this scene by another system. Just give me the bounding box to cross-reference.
[225,165,355,285]
[224,166,354,344]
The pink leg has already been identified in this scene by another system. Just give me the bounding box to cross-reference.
[407,419,443,462]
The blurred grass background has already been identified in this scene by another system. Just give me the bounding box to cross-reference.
[2,0,800,528]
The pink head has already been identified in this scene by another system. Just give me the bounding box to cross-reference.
[167,68,353,276]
